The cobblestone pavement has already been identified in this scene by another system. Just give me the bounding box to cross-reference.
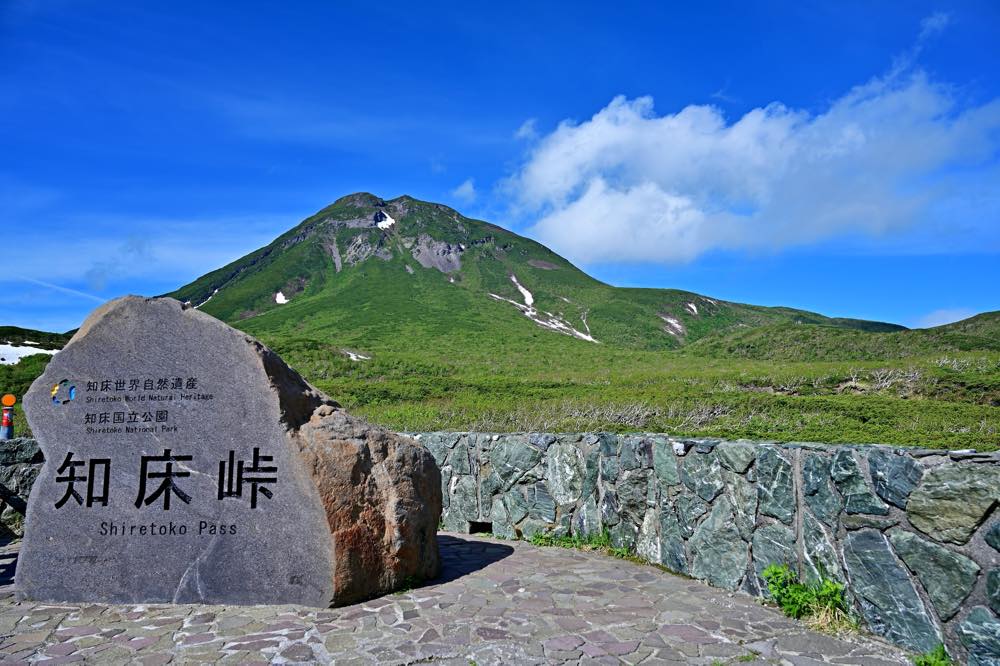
[0,533,911,665]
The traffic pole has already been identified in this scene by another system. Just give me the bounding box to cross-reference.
[1,394,16,439]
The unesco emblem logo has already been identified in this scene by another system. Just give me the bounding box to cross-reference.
[51,379,76,406]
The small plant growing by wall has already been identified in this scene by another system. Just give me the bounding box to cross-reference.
[912,644,953,666]
[761,564,857,634]
[529,529,641,563]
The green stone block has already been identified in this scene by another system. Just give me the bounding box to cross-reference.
[751,522,796,594]
[716,440,756,474]
[907,463,1000,545]
[652,437,680,487]
[842,529,939,653]
[688,496,748,590]
[987,570,1000,615]
[831,449,888,516]
[757,448,795,524]
[956,606,1000,666]
[680,451,724,502]
[889,529,979,620]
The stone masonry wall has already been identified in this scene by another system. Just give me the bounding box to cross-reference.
[0,438,43,539]
[412,432,1000,664]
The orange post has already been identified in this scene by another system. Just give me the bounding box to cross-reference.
[1,394,16,439]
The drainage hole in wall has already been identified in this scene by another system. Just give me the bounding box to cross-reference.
[467,521,493,534]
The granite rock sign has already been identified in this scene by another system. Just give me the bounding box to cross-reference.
[16,296,441,606]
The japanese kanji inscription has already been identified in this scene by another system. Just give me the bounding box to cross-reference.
[16,297,337,605]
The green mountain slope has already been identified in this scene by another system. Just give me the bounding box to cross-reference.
[171,193,903,352]
[930,311,1000,339]
[685,313,1000,362]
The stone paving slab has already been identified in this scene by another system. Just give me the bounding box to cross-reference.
[0,534,911,664]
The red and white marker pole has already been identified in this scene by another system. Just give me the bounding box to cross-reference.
[1,394,16,439]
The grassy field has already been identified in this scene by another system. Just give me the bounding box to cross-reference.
[254,328,999,451]
[6,319,998,450]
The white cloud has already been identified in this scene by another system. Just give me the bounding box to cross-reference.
[16,278,103,303]
[509,51,1000,265]
[451,178,477,203]
[914,307,976,329]
[5,214,291,288]
[514,118,538,141]
[710,83,739,105]
[919,12,951,40]
[0,212,299,330]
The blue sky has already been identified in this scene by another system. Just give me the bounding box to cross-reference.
[2,0,998,332]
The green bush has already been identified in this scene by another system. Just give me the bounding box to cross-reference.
[761,564,854,632]
[913,644,953,666]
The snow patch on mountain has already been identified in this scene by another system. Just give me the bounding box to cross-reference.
[275,291,289,304]
[490,274,597,343]
[195,289,219,309]
[375,210,395,229]
[510,274,534,307]
[685,302,698,315]
[659,315,685,337]
[0,344,57,365]
[342,349,371,361]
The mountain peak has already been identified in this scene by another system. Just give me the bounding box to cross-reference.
[170,193,912,350]
[332,192,386,208]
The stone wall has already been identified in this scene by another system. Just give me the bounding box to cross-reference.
[413,432,1000,663]
[0,438,43,539]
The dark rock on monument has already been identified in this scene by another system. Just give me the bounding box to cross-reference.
[651,438,680,486]
[16,297,441,606]
[0,438,43,537]
[751,522,796,593]
[680,450,724,502]
[721,467,757,540]
[715,440,755,474]
[802,510,843,584]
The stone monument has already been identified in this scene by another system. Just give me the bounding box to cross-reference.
[16,296,441,606]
